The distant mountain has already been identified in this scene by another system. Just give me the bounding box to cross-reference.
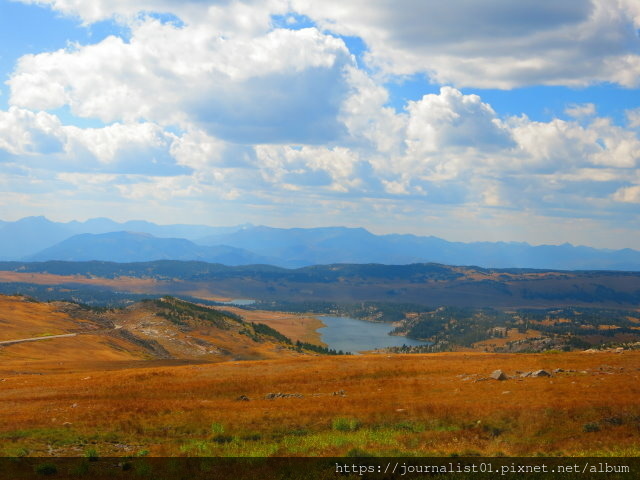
[27,231,269,265]
[197,226,426,266]
[66,218,252,240]
[0,217,251,260]
[0,217,76,260]
[197,225,640,270]
[3,217,640,270]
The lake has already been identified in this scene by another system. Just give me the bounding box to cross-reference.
[317,315,431,354]
[217,299,256,306]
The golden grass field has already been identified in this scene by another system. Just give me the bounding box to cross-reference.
[1,351,639,458]
[464,329,543,353]
[0,271,165,295]
[0,295,638,460]
[210,305,325,345]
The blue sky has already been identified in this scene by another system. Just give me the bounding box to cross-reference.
[1,0,640,249]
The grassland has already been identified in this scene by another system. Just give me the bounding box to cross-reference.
[0,351,638,458]
[0,295,315,369]
[0,293,638,463]
[209,305,325,345]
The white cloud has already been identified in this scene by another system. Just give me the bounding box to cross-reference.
[626,107,640,128]
[565,103,596,118]
[0,107,184,174]
[8,17,353,144]
[294,0,640,88]
[64,122,181,173]
[0,107,65,155]
[406,87,513,154]
[612,185,640,203]
[23,0,640,89]
[4,0,640,248]
[255,145,368,192]
[16,0,287,32]
[338,67,406,155]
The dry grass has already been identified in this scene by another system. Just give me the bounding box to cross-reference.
[211,306,325,345]
[469,329,542,352]
[0,351,638,457]
[0,272,163,293]
[0,296,308,368]
[0,296,95,341]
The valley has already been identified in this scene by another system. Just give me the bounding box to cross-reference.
[0,260,638,467]
[2,260,640,354]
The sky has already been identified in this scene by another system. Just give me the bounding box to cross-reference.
[0,0,640,249]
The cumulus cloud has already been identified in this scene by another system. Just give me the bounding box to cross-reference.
[0,107,65,155]
[64,123,185,174]
[8,16,353,144]
[338,67,406,155]
[0,107,185,174]
[3,0,640,247]
[294,0,640,88]
[406,87,513,154]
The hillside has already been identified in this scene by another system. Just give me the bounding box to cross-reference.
[1,294,639,474]
[0,295,315,367]
[1,261,639,310]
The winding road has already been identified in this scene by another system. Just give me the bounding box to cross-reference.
[0,333,77,346]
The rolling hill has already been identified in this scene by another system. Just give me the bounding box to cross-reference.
[0,294,311,366]
[1,260,639,309]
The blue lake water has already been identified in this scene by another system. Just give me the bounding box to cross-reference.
[318,315,431,354]
[217,299,256,306]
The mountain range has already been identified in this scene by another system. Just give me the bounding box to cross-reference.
[1,216,639,270]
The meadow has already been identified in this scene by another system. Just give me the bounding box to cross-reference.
[1,351,638,458]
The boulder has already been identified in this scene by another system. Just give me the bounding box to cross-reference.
[490,369,508,381]
[531,369,551,377]
[265,392,303,399]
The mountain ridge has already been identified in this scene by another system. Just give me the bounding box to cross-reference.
[26,231,270,265]
[2,216,640,270]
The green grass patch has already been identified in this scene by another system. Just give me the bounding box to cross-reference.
[332,417,360,432]
[210,422,225,435]
[84,447,99,461]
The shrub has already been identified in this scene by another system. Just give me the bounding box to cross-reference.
[210,422,225,435]
[583,423,600,433]
[332,417,360,432]
[84,447,99,461]
[603,416,623,426]
[212,434,233,444]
